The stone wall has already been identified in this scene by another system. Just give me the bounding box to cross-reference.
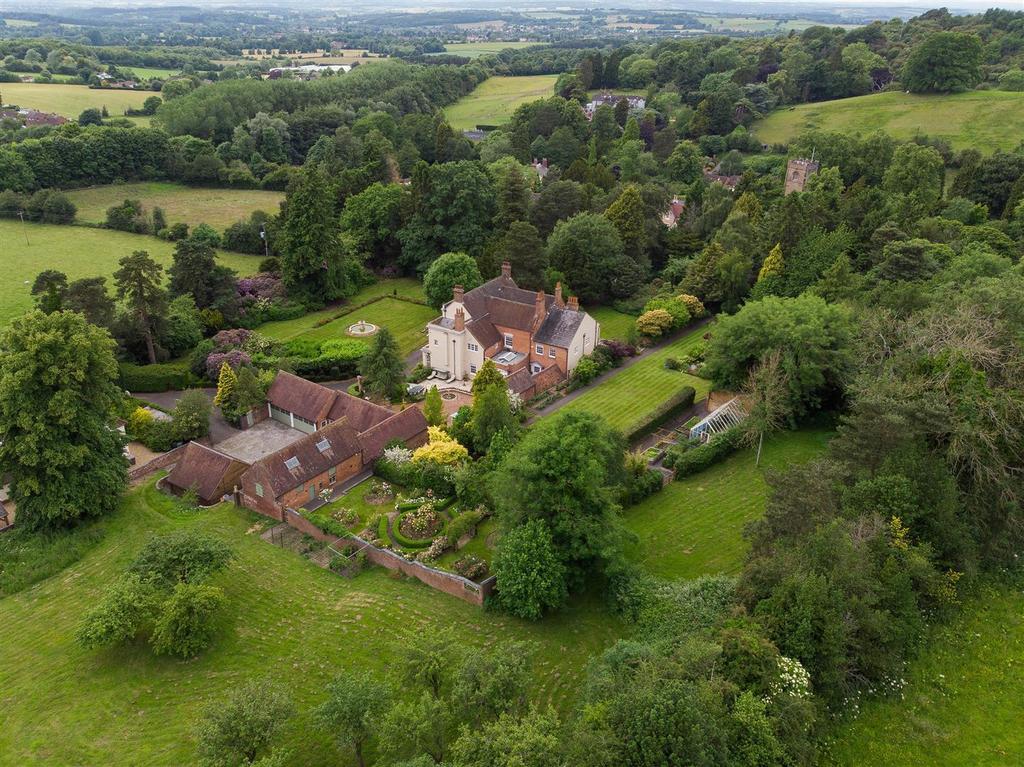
[281,507,495,607]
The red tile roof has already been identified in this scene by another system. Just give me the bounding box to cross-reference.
[358,406,428,462]
[248,419,363,498]
[165,442,248,504]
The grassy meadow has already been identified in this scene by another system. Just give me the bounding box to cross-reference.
[560,324,711,434]
[444,75,559,130]
[0,479,626,766]
[824,584,1024,766]
[0,220,261,326]
[67,182,284,230]
[753,90,1024,153]
[624,428,832,579]
[0,82,151,118]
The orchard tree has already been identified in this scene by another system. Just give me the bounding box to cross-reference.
[315,672,392,767]
[195,679,294,767]
[0,311,127,529]
[114,250,167,365]
[359,328,404,402]
[423,252,483,309]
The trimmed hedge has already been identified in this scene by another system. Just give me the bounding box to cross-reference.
[623,385,698,443]
[119,361,199,392]
[392,511,434,549]
[303,510,348,538]
[396,498,426,511]
[668,427,744,478]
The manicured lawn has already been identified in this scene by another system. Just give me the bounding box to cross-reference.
[435,516,500,573]
[824,584,1024,767]
[590,305,636,341]
[753,90,1024,153]
[0,220,262,326]
[0,479,626,765]
[444,75,559,130]
[440,41,539,58]
[67,182,284,230]
[560,325,712,434]
[0,82,151,118]
[257,281,434,358]
[624,428,832,579]
[118,66,182,79]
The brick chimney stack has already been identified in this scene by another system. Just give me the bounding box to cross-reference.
[567,295,579,312]
[532,289,547,331]
[452,284,464,303]
[454,307,465,331]
[501,261,512,279]
[554,282,564,308]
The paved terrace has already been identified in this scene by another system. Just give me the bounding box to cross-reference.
[212,419,306,464]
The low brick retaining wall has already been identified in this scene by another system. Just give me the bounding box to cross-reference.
[282,507,495,607]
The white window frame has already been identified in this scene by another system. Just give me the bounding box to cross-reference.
[530,362,542,374]
[503,333,514,349]
[535,344,544,355]
[468,342,479,352]
[469,364,478,374]
[328,466,337,485]
[548,348,556,358]
[254,483,264,498]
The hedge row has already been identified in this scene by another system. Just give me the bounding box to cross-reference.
[119,361,199,392]
[623,385,697,443]
[302,509,349,539]
[391,511,434,549]
[667,427,744,478]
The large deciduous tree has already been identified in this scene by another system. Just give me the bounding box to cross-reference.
[0,311,127,529]
[547,213,641,303]
[423,252,483,309]
[902,31,982,93]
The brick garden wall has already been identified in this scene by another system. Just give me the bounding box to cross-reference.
[281,508,495,607]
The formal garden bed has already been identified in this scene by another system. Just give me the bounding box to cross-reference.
[301,477,495,582]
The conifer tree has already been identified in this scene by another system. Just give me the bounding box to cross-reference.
[214,362,237,410]
[359,328,404,402]
[423,386,446,427]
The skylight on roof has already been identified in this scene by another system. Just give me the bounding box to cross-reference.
[315,439,331,453]
[284,456,300,471]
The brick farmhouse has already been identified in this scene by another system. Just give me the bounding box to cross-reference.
[421,262,600,398]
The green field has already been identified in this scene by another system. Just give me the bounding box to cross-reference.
[560,325,711,434]
[441,41,538,58]
[67,182,284,230]
[0,82,151,118]
[0,479,625,766]
[258,279,433,357]
[590,305,637,341]
[694,15,859,32]
[753,90,1024,153]
[117,66,181,79]
[625,428,832,579]
[0,220,261,326]
[825,584,1024,766]
[444,75,559,130]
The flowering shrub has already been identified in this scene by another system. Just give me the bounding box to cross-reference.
[330,506,358,526]
[237,273,286,301]
[677,293,705,318]
[368,479,393,498]
[416,536,449,563]
[508,391,524,414]
[402,502,439,537]
[453,554,488,581]
[382,446,409,462]
[205,350,252,380]
[412,427,469,466]
[768,656,811,701]
[636,309,675,337]
[602,339,638,360]
[212,328,252,350]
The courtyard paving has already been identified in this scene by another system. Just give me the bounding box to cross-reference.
[213,419,306,463]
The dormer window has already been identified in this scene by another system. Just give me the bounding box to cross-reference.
[284,456,300,471]
[315,439,330,454]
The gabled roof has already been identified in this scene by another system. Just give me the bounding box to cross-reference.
[358,406,428,462]
[267,370,394,431]
[461,275,551,321]
[327,390,394,432]
[534,307,585,348]
[466,317,501,348]
[267,371,337,424]
[532,364,565,392]
[166,442,249,503]
[250,419,363,498]
[505,368,534,395]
